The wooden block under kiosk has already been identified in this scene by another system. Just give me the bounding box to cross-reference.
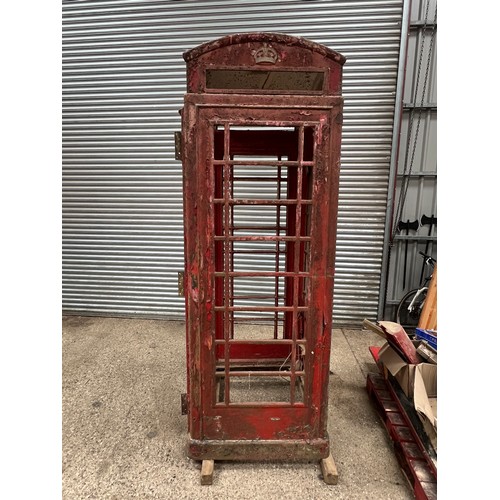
[201,460,214,485]
[320,454,339,485]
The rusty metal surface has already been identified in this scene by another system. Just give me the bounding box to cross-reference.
[182,33,344,460]
[183,32,346,65]
[184,32,344,96]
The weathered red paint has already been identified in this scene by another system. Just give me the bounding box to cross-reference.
[181,33,344,461]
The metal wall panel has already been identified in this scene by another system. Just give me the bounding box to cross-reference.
[383,0,437,319]
[62,0,404,324]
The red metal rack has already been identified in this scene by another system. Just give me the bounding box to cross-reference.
[366,347,437,500]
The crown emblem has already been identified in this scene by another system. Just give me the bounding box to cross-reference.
[251,43,280,65]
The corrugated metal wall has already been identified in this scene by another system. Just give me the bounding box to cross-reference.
[62,0,403,324]
[383,0,437,319]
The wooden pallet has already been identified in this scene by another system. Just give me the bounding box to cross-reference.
[366,372,437,500]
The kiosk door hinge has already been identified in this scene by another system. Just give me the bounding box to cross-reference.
[181,393,188,415]
[178,271,185,296]
[174,131,183,160]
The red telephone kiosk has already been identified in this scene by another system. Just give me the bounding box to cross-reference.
[179,33,345,484]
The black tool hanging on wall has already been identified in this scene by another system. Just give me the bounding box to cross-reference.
[419,214,437,285]
[398,219,419,290]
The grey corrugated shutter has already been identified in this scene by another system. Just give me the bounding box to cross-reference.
[62,0,403,324]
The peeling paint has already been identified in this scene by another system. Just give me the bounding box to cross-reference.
[182,33,344,461]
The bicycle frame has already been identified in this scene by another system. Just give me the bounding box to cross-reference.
[407,286,428,313]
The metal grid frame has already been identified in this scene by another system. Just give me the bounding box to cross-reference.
[211,121,316,407]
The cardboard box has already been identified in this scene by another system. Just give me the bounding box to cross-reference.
[378,341,437,452]
[414,362,437,451]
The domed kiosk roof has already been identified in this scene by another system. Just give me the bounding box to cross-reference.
[183,32,346,65]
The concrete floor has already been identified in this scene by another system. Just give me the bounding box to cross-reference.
[62,316,414,500]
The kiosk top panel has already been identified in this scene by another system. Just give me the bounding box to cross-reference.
[183,32,345,96]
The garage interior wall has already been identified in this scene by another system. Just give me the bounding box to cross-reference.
[62,0,404,325]
[382,0,437,320]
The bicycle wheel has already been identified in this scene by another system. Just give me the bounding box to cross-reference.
[395,288,427,335]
